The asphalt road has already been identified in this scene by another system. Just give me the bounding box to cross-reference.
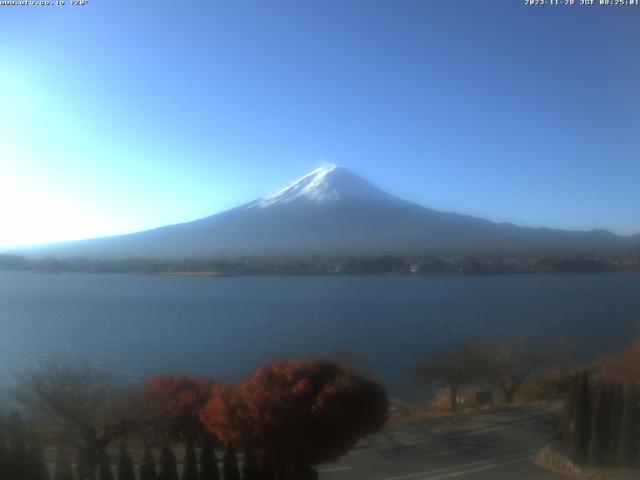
[318,405,567,480]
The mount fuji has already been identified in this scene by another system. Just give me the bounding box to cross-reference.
[18,165,639,258]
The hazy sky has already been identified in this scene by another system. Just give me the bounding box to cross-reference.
[1,1,639,248]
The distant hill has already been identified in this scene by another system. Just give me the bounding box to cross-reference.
[12,165,640,259]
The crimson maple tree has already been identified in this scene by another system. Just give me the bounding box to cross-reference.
[200,359,388,479]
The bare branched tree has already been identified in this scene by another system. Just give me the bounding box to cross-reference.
[483,337,569,404]
[417,344,489,413]
[15,365,145,480]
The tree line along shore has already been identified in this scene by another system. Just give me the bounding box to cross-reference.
[1,252,639,276]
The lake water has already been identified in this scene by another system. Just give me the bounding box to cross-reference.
[0,271,639,401]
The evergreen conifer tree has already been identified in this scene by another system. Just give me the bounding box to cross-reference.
[242,447,258,480]
[222,446,239,480]
[157,443,179,480]
[609,380,624,465]
[54,449,74,480]
[561,374,578,438]
[139,446,157,480]
[98,454,114,480]
[28,434,51,480]
[8,412,31,480]
[604,380,617,465]
[569,370,591,465]
[618,380,639,468]
[116,447,136,480]
[182,440,198,480]
[199,435,219,480]
[8,412,28,456]
[588,379,610,466]
[0,411,7,480]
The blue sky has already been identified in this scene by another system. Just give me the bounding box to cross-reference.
[1,1,639,247]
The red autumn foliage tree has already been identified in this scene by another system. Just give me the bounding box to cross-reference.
[198,385,249,448]
[200,359,388,478]
[144,374,215,439]
[601,342,640,381]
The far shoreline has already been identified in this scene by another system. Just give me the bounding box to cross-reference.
[2,251,639,276]
[13,269,639,278]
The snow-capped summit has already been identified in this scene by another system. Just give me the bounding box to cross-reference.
[248,165,394,208]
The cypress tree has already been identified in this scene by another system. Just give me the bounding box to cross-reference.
[222,446,239,480]
[561,374,578,438]
[139,446,157,480]
[54,449,74,480]
[116,447,136,480]
[157,443,178,480]
[182,440,198,480]
[98,454,114,480]
[588,379,610,466]
[610,380,624,465]
[618,380,639,468]
[199,435,219,480]
[0,411,7,480]
[29,434,51,480]
[242,447,258,480]
[569,370,591,465]
[8,412,28,456]
[8,412,31,480]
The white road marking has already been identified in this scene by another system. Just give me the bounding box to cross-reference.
[419,454,535,479]
[380,448,540,480]
[425,448,466,458]
[348,410,559,456]
[318,466,353,473]
[462,412,557,436]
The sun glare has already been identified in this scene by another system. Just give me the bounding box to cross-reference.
[0,176,107,248]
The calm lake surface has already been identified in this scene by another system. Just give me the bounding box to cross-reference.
[1,271,639,401]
